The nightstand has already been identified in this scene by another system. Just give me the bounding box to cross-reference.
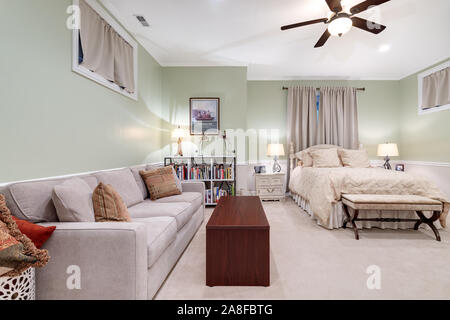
[255,173,286,201]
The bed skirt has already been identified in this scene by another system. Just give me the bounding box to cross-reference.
[291,194,440,230]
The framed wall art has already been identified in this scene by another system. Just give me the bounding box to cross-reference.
[189,98,220,135]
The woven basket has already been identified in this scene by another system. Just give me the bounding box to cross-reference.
[0,268,35,300]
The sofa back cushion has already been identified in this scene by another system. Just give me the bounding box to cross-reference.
[3,176,97,223]
[94,168,143,207]
[52,178,95,222]
[130,165,148,200]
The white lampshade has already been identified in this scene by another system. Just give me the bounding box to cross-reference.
[172,126,186,139]
[328,17,352,36]
[267,144,285,156]
[377,143,399,157]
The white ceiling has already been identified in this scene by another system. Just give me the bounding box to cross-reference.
[101,0,450,80]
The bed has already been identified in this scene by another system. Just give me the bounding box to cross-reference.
[288,145,449,230]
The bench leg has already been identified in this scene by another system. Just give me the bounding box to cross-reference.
[343,204,359,240]
[415,211,441,241]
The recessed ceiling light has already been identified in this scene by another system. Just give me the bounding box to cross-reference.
[379,44,390,53]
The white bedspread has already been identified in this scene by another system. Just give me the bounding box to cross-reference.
[289,167,449,227]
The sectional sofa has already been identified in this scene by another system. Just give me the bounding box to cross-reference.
[0,164,205,300]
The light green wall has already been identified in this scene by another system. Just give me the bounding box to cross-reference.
[161,67,248,158]
[398,59,450,162]
[248,80,401,160]
[0,0,164,182]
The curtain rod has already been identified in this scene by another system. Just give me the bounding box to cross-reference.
[282,86,365,91]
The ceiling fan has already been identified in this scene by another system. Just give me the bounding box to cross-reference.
[281,0,390,48]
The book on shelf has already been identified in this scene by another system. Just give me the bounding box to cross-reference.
[205,188,230,204]
[212,164,233,180]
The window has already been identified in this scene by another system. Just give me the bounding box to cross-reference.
[418,60,450,115]
[72,0,138,100]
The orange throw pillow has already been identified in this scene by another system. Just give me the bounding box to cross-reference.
[11,217,56,249]
[92,183,131,222]
[140,166,182,200]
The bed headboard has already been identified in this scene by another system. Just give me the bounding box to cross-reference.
[289,142,297,173]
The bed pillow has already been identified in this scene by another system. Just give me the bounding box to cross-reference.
[296,145,341,167]
[339,149,371,168]
[309,148,342,168]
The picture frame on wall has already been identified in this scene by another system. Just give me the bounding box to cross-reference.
[190,98,220,135]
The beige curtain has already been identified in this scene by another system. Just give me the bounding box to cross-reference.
[422,67,450,109]
[286,86,317,187]
[114,33,135,94]
[79,0,135,93]
[317,87,359,149]
[287,87,318,152]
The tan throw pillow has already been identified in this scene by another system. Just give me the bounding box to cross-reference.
[92,183,131,222]
[339,149,371,168]
[296,145,341,167]
[0,194,50,277]
[140,166,182,200]
[309,148,342,168]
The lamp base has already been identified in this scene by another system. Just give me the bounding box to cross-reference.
[383,156,391,170]
[176,138,183,157]
[272,157,281,173]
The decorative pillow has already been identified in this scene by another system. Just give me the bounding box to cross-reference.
[52,178,95,222]
[309,148,342,168]
[140,166,182,200]
[0,194,50,278]
[92,183,131,222]
[11,217,56,249]
[338,149,371,168]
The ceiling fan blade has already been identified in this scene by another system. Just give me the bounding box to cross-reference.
[314,29,331,48]
[325,0,343,13]
[350,0,390,15]
[281,18,328,31]
[351,16,386,34]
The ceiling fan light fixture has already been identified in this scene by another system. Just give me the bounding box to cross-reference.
[328,16,352,36]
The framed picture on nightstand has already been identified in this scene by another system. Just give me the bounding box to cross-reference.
[395,164,405,172]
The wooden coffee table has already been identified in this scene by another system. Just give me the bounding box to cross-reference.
[206,196,270,286]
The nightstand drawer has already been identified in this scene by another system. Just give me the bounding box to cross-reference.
[255,176,283,187]
[258,187,284,196]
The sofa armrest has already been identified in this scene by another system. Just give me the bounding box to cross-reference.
[36,222,148,300]
[181,181,205,205]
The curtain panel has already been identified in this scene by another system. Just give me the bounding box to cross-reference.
[79,0,135,94]
[422,67,450,110]
[317,87,359,150]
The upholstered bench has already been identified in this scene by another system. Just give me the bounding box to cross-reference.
[341,194,443,241]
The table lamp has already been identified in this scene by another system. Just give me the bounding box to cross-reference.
[267,144,285,173]
[377,143,399,170]
[172,126,186,157]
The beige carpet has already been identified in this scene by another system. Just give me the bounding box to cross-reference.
[155,198,450,300]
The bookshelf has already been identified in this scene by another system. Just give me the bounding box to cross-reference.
[164,156,236,206]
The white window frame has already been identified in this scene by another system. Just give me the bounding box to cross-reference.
[418,60,450,115]
[72,0,138,100]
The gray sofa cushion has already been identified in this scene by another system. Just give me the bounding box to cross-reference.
[8,176,97,222]
[133,217,177,268]
[130,165,148,200]
[128,200,194,231]
[94,168,143,207]
[52,178,95,222]
[154,192,202,209]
